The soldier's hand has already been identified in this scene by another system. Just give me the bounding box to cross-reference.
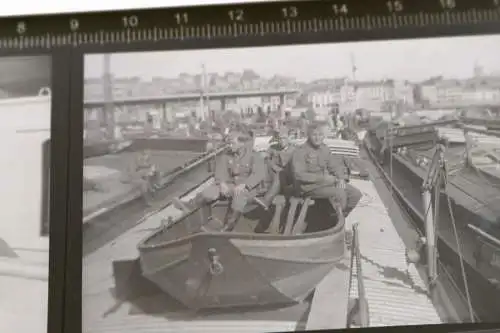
[324,175,337,184]
[234,184,247,196]
[220,182,231,196]
[337,179,346,189]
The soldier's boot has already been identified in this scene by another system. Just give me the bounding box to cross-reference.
[221,211,242,232]
[140,180,154,206]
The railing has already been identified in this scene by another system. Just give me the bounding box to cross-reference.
[467,224,500,248]
[348,223,369,327]
[461,117,500,130]
[385,119,458,137]
[157,144,226,187]
[459,124,500,139]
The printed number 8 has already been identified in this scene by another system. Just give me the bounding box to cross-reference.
[16,22,26,34]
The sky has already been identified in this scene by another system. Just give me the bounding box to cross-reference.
[84,34,500,82]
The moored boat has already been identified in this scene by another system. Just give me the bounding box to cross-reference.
[364,116,500,321]
[136,194,346,310]
[122,134,361,310]
[84,135,210,158]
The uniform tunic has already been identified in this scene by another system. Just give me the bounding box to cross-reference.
[201,146,267,212]
[291,141,362,213]
[259,143,296,202]
[136,153,153,178]
[268,143,294,174]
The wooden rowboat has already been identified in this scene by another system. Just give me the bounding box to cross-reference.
[134,193,346,310]
[109,135,369,311]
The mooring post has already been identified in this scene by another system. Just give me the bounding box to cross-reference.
[422,189,437,285]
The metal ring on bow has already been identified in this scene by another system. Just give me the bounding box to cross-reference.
[208,248,224,276]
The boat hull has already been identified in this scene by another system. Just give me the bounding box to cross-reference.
[137,201,346,310]
[84,137,209,158]
[365,131,500,321]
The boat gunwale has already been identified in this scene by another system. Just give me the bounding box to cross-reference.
[142,250,346,278]
[385,119,459,134]
[137,200,346,252]
[364,141,500,304]
[388,145,498,215]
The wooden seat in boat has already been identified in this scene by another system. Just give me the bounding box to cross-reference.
[257,189,316,236]
[283,196,315,235]
[173,194,270,233]
[172,186,339,236]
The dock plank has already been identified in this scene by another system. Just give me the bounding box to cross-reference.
[347,179,442,327]
[305,258,350,330]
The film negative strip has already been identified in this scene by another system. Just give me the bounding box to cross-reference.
[0,0,500,48]
[0,1,497,333]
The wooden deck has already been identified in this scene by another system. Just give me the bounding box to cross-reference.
[351,179,440,326]
[307,179,442,329]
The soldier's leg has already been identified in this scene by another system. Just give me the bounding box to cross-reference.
[199,184,222,203]
[223,190,253,232]
[261,171,281,209]
[344,183,362,217]
[181,184,221,211]
[308,186,347,210]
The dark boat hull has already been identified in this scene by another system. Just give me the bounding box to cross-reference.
[365,132,500,321]
[137,200,346,310]
[84,136,210,158]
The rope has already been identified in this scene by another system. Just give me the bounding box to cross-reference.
[443,166,475,322]
[429,179,440,286]
[347,226,356,299]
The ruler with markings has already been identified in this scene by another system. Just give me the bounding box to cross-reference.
[0,0,500,48]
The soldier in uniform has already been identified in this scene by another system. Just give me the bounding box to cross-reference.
[194,128,267,231]
[260,126,295,209]
[291,123,362,218]
[135,150,158,204]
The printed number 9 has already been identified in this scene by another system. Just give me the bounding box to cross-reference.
[70,19,79,31]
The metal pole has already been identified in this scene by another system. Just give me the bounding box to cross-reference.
[199,63,206,122]
[422,189,437,284]
[102,54,115,140]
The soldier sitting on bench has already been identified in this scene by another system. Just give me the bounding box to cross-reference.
[260,126,295,209]
[185,128,268,232]
[291,123,362,218]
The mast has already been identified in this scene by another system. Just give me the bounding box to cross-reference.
[102,53,115,140]
[350,53,357,83]
[199,63,207,122]
[350,53,358,110]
